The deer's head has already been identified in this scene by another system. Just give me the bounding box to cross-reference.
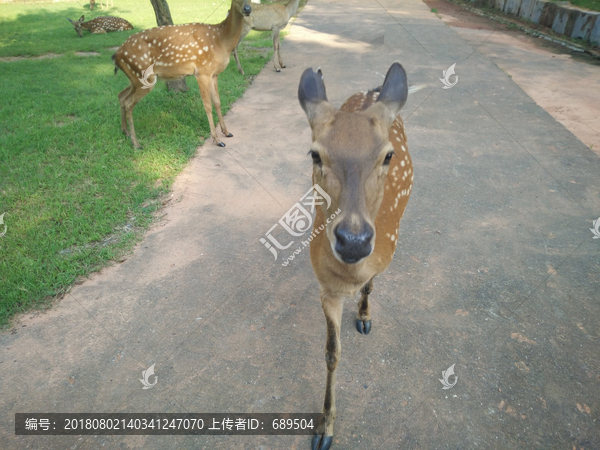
[68,15,85,38]
[298,63,408,265]
[233,0,252,17]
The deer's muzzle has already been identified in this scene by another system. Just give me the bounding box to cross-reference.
[333,222,374,264]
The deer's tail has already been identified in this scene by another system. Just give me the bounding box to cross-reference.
[112,53,119,76]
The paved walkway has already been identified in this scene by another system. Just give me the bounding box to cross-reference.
[2,0,599,448]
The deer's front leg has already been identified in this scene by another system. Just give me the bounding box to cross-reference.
[312,294,343,450]
[196,74,223,147]
[272,30,285,72]
[233,45,245,75]
[210,75,232,139]
[233,26,250,75]
[356,277,374,335]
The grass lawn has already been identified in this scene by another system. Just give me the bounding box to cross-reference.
[0,0,284,328]
[551,0,600,12]
[568,0,600,12]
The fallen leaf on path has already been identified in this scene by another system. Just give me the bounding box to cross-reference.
[511,332,537,345]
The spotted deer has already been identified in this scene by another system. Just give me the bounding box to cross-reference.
[67,15,133,37]
[112,0,252,148]
[233,0,301,74]
[297,62,412,450]
[89,0,114,11]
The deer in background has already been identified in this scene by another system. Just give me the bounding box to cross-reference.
[90,0,113,11]
[68,15,132,37]
[113,0,252,148]
[298,63,412,450]
[233,0,301,74]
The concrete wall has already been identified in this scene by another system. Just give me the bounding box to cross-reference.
[469,0,600,45]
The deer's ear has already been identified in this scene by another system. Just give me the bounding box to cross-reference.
[298,67,335,129]
[371,62,408,126]
[79,15,85,21]
[68,18,74,24]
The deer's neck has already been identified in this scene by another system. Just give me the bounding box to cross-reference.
[81,22,93,31]
[285,0,301,18]
[219,4,245,52]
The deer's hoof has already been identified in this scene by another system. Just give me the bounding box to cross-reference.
[217,141,226,147]
[275,68,281,72]
[356,319,371,335]
[311,434,333,450]
[280,64,286,69]
[225,133,233,138]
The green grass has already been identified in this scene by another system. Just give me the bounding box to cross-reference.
[0,0,279,328]
[568,0,600,11]
[550,0,600,12]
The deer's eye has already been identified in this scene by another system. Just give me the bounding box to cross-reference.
[309,150,322,166]
[383,151,395,165]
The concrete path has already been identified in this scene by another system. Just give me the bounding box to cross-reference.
[425,0,600,156]
[2,0,600,448]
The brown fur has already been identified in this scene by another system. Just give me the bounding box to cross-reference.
[112,0,251,148]
[300,66,412,449]
[310,92,412,297]
[68,15,132,37]
[233,0,301,74]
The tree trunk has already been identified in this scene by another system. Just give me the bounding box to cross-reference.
[149,0,189,93]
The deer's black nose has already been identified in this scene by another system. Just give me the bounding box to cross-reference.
[334,223,374,264]
[243,4,251,15]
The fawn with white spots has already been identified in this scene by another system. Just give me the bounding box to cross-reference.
[297,63,413,450]
[112,0,252,148]
[68,15,132,37]
[233,0,301,74]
